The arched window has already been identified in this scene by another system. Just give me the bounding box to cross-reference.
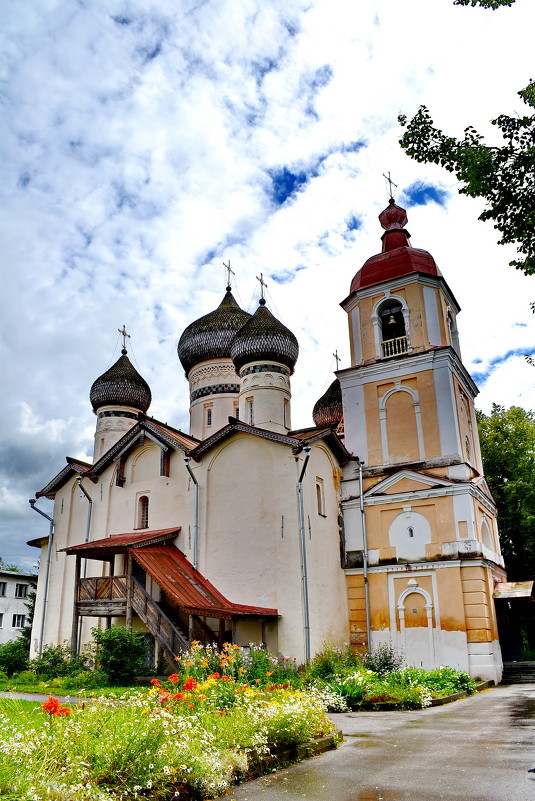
[138,495,149,529]
[316,480,326,516]
[378,300,407,357]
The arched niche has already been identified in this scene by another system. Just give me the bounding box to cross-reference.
[389,510,431,561]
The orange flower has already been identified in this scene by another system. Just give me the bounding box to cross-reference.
[197,694,207,700]
[168,673,179,683]
[220,675,230,682]
[188,703,195,709]
[172,692,184,700]
[42,696,70,716]
[183,677,198,691]
[150,679,161,686]
[208,672,220,680]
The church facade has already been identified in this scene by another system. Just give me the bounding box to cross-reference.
[29,200,505,682]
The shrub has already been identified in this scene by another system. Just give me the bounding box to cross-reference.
[307,642,361,680]
[364,641,405,676]
[0,638,29,676]
[30,643,86,679]
[92,626,147,684]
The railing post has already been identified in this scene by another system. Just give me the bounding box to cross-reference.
[126,554,133,630]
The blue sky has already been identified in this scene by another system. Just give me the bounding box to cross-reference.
[0,0,533,568]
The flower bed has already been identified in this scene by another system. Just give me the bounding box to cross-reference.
[0,672,334,800]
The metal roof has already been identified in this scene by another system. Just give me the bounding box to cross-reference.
[62,527,180,557]
[493,581,534,600]
[132,544,278,618]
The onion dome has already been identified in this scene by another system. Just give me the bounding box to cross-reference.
[230,299,299,374]
[177,288,251,377]
[349,199,441,293]
[312,379,343,427]
[90,349,152,413]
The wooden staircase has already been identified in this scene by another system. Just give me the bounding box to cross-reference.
[501,661,535,684]
[131,578,190,662]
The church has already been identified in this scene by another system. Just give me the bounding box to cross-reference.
[29,198,506,683]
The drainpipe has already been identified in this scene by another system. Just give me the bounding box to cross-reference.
[297,445,312,664]
[358,459,371,652]
[76,476,93,653]
[184,456,199,570]
[29,499,54,655]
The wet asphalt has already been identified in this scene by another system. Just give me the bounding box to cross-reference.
[227,684,535,801]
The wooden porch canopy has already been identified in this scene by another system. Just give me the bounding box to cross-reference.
[493,581,535,601]
[62,530,278,620]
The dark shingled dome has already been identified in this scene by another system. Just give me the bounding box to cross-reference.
[90,350,152,413]
[230,300,299,374]
[312,379,343,427]
[178,289,251,377]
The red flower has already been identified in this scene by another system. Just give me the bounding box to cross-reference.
[42,696,70,716]
[182,677,198,691]
[150,679,161,686]
[208,672,221,680]
[220,675,230,682]
[188,703,195,709]
[172,692,184,700]
[168,673,179,683]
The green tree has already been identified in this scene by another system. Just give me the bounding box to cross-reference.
[398,1,533,276]
[0,556,21,572]
[477,405,535,580]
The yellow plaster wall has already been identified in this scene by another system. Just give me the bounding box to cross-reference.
[436,568,466,632]
[461,565,494,643]
[366,497,455,554]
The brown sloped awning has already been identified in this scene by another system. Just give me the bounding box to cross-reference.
[132,544,278,619]
[493,581,535,600]
[62,528,180,559]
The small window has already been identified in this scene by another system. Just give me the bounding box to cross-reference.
[234,404,239,420]
[408,527,414,538]
[316,479,326,517]
[0,613,3,628]
[283,398,289,428]
[12,614,26,629]
[247,398,254,426]
[0,582,6,597]
[15,584,28,599]
[206,408,212,427]
[138,496,149,529]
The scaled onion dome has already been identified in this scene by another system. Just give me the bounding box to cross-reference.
[177,288,251,377]
[230,299,299,374]
[90,349,152,413]
[312,379,343,427]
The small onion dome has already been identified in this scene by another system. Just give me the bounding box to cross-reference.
[312,379,343,427]
[177,288,251,377]
[349,199,441,293]
[90,349,152,413]
[230,299,299,374]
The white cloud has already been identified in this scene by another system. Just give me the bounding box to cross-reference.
[1,0,533,565]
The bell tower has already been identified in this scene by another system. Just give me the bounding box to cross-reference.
[339,198,505,684]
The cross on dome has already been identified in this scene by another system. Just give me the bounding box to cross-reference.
[383,171,398,202]
[256,272,268,305]
[222,260,235,291]
[118,324,130,354]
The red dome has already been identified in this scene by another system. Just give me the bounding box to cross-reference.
[350,244,441,293]
[349,200,442,293]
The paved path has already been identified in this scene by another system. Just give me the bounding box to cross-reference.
[228,685,535,801]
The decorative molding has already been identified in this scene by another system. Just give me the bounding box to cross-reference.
[240,364,288,377]
[190,384,240,402]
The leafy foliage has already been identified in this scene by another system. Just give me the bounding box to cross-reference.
[30,643,87,679]
[364,641,405,676]
[476,404,535,580]
[92,626,147,685]
[399,81,535,276]
[453,0,515,7]
[0,639,29,676]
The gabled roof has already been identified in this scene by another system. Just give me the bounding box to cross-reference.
[36,456,92,499]
[84,417,199,480]
[189,418,351,464]
[62,528,180,558]
[365,469,455,497]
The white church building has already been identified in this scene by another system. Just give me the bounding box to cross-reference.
[29,199,506,683]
